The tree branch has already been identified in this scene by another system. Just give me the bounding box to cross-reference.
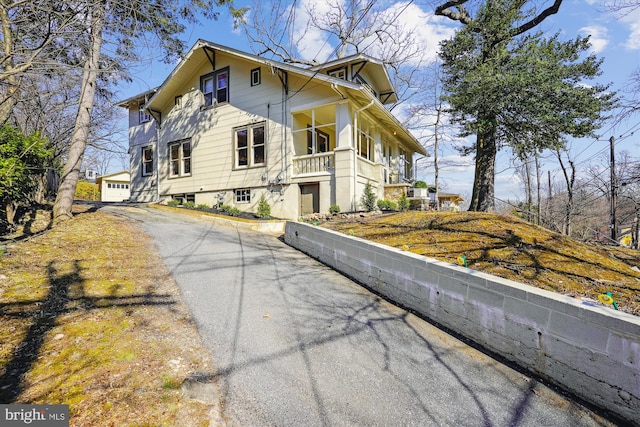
[435,0,473,24]
[511,0,563,36]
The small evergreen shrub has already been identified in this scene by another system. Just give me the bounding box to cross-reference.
[167,199,180,207]
[196,204,210,210]
[377,199,397,211]
[257,195,271,219]
[329,204,341,214]
[414,180,428,189]
[398,192,410,211]
[360,182,377,212]
[217,204,231,212]
[226,207,242,216]
[182,201,196,209]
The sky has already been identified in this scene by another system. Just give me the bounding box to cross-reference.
[116,0,640,205]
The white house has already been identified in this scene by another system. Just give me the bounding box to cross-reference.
[96,170,131,202]
[117,40,426,219]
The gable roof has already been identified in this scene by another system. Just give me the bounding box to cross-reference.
[136,39,426,156]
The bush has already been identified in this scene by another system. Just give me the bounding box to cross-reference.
[398,192,410,211]
[74,181,100,201]
[196,204,210,210]
[414,180,428,189]
[166,199,180,207]
[182,201,196,209]
[217,204,231,212]
[226,207,242,216]
[329,204,340,214]
[360,181,377,212]
[377,199,397,211]
[257,195,271,219]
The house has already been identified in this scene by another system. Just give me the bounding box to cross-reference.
[96,170,131,202]
[437,193,464,211]
[117,40,427,219]
[408,186,464,211]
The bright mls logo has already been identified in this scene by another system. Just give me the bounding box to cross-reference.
[1,405,69,426]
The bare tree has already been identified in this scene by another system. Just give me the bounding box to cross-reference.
[244,0,434,108]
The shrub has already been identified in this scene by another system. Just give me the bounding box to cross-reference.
[217,204,231,212]
[398,192,410,211]
[182,201,196,209]
[329,204,340,214]
[414,180,428,189]
[257,195,271,219]
[226,207,242,216]
[196,204,210,210]
[377,199,397,211]
[74,181,100,201]
[166,199,180,207]
[360,181,377,212]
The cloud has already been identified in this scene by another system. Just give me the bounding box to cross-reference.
[579,25,609,53]
[290,0,455,64]
[619,8,640,50]
[292,0,339,62]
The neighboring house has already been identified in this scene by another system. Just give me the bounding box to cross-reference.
[117,40,426,219]
[96,171,131,202]
[438,193,464,211]
[409,186,464,212]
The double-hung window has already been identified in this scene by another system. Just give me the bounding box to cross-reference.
[201,67,229,107]
[142,146,153,176]
[234,123,265,168]
[169,139,191,178]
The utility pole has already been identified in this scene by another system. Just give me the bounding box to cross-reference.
[610,136,617,242]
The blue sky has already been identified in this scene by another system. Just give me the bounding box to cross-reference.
[117,0,640,204]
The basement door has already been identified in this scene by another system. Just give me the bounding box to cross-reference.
[300,183,319,215]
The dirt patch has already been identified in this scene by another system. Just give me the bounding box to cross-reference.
[0,204,220,426]
[320,211,640,316]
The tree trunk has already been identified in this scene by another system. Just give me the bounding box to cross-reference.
[468,129,497,212]
[535,154,541,225]
[0,3,19,124]
[434,104,442,211]
[53,1,105,223]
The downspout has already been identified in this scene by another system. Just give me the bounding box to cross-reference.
[353,100,375,211]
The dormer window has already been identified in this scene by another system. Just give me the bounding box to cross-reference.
[139,108,151,124]
[329,68,347,80]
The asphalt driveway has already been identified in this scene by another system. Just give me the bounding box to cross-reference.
[104,205,617,426]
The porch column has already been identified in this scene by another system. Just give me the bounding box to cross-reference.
[334,103,356,211]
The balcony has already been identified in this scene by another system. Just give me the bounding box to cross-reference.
[292,152,334,176]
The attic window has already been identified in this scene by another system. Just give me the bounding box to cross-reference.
[329,68,347,80]
[251,68,261,86]
[139,108,151,124]
[201,67,229,107]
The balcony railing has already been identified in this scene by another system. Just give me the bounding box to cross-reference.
[293,152,334,176]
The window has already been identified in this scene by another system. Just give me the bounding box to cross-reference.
[108,183,112,189]
[329,68,347,80]
[139,108,151,124]
[357,129,373,161]
[307,127,330,154]
[175,95,182,108]
[235,188,251,203]
[234,123,265,168]
[201,67,229,107]
[169,139,191,178]
[142,146,153,176]
[251,68,261,86]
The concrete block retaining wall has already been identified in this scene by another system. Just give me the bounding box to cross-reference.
[284,221,640,424]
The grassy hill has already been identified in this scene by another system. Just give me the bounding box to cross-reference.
[321,211,640,317]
